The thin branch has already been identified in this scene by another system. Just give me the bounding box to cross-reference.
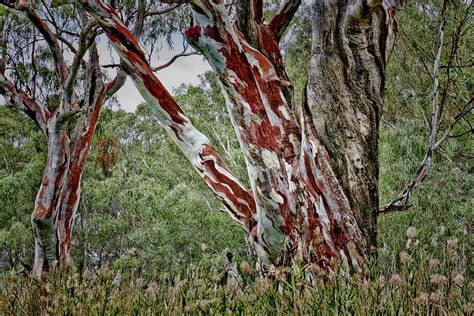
[145,4,180,17]
[151,50,198,72]
[380,1,448,214]
[268,0,302,41]
[434,97,473,148]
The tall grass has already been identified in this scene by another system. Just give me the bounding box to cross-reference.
[1,226,471,315]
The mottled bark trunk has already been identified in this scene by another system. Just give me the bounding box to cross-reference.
[56,59,106,268]
[306,1,390,254]
[83,0,397,277]
[31,49,107,278]
[183,1,387,272]
[32,114,72,278]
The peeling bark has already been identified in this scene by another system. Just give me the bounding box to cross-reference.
[83,0,399,277]
[82,0,257,231]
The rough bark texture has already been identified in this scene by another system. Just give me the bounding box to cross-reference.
[82,0,400,277]
[306,0,392,254]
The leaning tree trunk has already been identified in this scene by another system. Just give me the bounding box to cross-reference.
[83,0,398,277]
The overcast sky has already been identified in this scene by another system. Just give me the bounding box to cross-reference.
[97,35,211,113]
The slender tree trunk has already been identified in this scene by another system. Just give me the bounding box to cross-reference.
[83,0,399,277]
[32,114,72,278]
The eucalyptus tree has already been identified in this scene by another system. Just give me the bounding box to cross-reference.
[0,0,150,278]
[80,0,404,277]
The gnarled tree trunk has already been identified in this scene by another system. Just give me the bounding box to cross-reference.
[83,0,399,277]
[306,0,394,255]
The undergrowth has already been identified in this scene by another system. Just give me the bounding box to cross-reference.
[1,226,471,315]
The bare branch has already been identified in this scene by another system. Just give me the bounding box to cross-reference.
[380,1,448,214]
[434,97,473,148]
[151,50,198,72]
[145,4,180,17]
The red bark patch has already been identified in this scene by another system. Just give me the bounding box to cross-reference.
[331,223,349,250]
[318,243,337,261]
[200,144,256,220]
[185,25,201,42]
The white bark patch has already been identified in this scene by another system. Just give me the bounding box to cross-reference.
[285,162,297,192]
[308,139,319,157]
[278,105,291,121]
[261,149,280,170]
[339,249,350,271]
[257,210,286,256]
[269,189,284,205]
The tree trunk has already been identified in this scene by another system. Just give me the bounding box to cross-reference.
[306,1,391,254]
[83,0,398,277]
[185,0,393,274]
[0,1,140,278]
[31,113,72,278]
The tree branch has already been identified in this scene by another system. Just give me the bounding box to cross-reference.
[105,0,146,99]
[235,0,262,45]
[268,0,302,41]
[151,50,198,72]
[145,4,180,17]
[380,1,447,214]
[83,0,257,230]
[63,19,96,108]
[0,60,51,135]
[14,2,69,84]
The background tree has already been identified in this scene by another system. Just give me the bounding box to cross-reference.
[0,0,148,278]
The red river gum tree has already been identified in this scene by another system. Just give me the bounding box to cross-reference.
[82,0,400,277]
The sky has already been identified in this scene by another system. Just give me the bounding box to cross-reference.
[97,36,211,112]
